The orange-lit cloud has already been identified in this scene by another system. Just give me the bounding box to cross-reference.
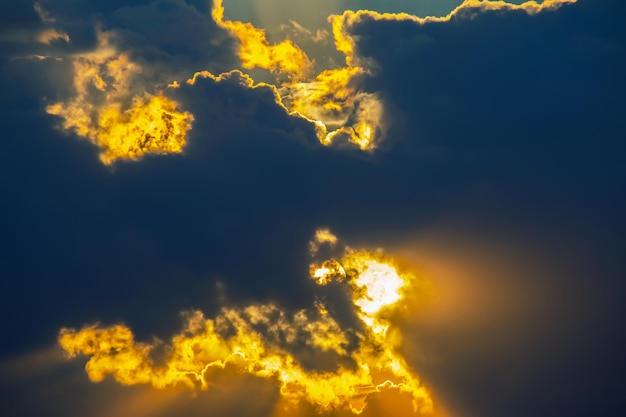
[330,0,577,36]
[206,0,383,151]
[59,230,435,415]
[34,1,55,24]
[31,2,71,44]
[39,0,576,162]
[326,0,578,73]
[212,0,312,80]
[205,0,576,153]
[309,228,339,254]
[45,31,193,165]
[36,28,70,44]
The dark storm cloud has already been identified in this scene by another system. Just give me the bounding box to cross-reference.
[0,1,624,417]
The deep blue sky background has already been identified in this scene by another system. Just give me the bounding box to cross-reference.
[0,1,624,416]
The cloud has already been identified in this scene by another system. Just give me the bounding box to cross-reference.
[18,0,404,161]
[36,28,70,44]
[338,0,623,167]
[3,1,237,165]
[0,1,72,56]
[33,1,56,24]
[59,231,435,415]
[386,217,626,417]
[284,21,330,45]
[109,0,237,78]
[209,0,384,150]
[212,0,312,80]
[0,2,624,417]
[174,69,320,147]
[20,1,582,164]
[44,30,194,165]
[0,28,70,46]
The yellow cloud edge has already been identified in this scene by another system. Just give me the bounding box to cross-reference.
[45,0,576,163]
[45,32,193,165]
[59,230,434,415]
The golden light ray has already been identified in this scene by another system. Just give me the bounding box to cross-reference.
[59,229,434,415]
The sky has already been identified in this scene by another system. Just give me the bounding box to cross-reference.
[0,1,624,416]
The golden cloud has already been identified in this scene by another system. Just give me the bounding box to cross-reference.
[212,0,312,80]
[205,0,576,153]
[36,28,70,44]
[45,31,193,165]
[59,230,434,415]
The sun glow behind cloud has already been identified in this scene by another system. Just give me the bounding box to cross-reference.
[60,230,434,415]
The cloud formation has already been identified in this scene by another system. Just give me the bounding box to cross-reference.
[212,0,312,79]
[30,0,579,164]
[3,2,621,417]
[59,230,434,415]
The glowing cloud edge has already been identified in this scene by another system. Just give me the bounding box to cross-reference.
[59,229,434,415]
